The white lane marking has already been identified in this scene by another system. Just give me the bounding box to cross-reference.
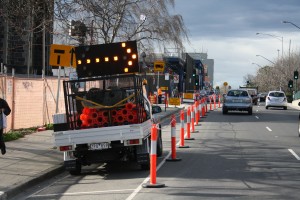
[255,116,259,119]
[30,189,135,198]
[127,153,172,200]
[289,149,300,160]
[127,126,183,200]
[127,146,174,200]
[266,127,272,132]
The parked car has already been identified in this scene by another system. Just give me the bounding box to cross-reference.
[265,91,287,110]
[258,92,267,102]
[222,89,253,115]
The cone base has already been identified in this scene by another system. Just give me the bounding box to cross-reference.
[142,183,165,188]
[166,157,181,162]
[178,145,189,148]
[185,138,195,140]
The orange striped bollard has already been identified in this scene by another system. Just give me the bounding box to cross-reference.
[214,95,216,110]
[205,98,208,113]
[185,107,194,140]
[191,105,199,133]
[166,115,181,162]
[195,101,199,125]
[198,99,202,122]
[203,99,206,116]
[143,124,165,188]
[179,110,189,148]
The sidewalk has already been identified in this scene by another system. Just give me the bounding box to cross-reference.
[0,104,185,200]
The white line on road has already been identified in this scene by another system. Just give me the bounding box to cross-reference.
[127,127,184,200]
[255,116,259,119]
[288,149,300,160]
[266,127,272,132]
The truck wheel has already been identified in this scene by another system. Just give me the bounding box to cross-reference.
[157,124,163,157]
[69,160,82,175]
[141,163,150,170]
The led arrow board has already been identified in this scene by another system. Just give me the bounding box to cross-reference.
[75,41,139,78]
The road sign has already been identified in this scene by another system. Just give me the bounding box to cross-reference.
[160,86,168,91]
[183,93,193,99]
[169,98,181,106]
[154,61,165,72]
[50,44,76,67]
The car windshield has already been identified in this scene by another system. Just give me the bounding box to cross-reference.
[269,92,285,97]
[227,90,248,97]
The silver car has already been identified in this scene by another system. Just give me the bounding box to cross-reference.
[265,91,287,110]
[222,89,253,115]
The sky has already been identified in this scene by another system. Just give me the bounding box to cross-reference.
[172,0,300,89]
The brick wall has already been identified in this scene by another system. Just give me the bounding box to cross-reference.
[0,75,67,131]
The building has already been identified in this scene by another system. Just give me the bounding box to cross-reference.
[198,53,214,89]
[184,53,205,92]
[0,0,53,75]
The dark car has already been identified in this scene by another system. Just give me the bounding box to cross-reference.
[257,92,267,102]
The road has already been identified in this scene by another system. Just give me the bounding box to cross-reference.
[12,102,300,200]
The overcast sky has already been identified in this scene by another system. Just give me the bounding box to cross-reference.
[173,0,300,89]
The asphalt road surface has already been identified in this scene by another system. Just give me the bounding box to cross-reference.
[12,103,300,200]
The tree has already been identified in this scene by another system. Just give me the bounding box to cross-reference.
[53,0,189,52]
[0,0,54,74]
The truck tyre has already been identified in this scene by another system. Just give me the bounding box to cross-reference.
[248,108,252,115]
[141,163,150,170]
[69,160,82,175]
[156,124,163,157]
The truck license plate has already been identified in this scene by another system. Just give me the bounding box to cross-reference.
[90,143,111,150]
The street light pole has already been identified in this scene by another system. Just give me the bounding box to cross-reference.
[283,21,300,30]
[256,55,275,65]
[283,20,300,93]
[252,62,262,68]
[256,32,283,61]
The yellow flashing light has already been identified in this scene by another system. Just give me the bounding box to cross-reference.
[121,42,126,47]
[132,54,137,59]
[105,57,109,62]
[126,48,131,53]
[124,68,129,72]
[114,56,118,61]
[87,59,91,64]
[78,60,82,65]
[128,61,133,66]
[96,58,100,63]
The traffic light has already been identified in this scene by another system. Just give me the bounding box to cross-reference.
[288,79,293,88]
[294,70,298,80]
[192,69,196,77]
[195,75,199,86]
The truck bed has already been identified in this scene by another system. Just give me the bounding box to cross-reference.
[53,119,152,147]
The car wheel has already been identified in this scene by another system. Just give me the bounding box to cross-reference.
[248,108,252,115]
[265,106,268,109]
[69,159,82,175]
[283,106,287,110]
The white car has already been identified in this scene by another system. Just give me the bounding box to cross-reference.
[265,91,287,110]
